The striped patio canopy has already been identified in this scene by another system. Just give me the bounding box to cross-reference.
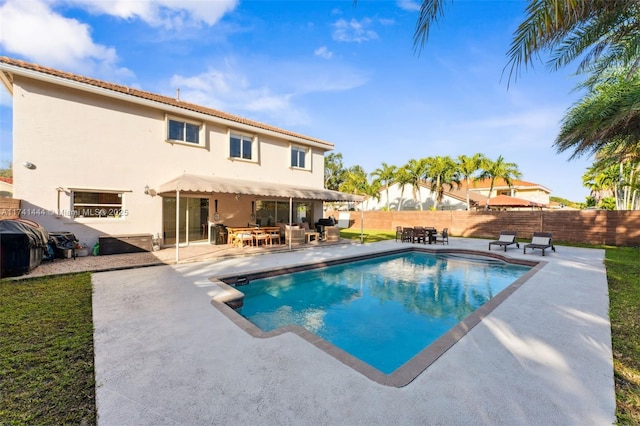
[158,173,364,202]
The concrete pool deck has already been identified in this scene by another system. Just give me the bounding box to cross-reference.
[92,237,615,425]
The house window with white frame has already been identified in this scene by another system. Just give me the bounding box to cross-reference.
[230,133,254,160]
[291,145,308,169]
[166,116,203,145]
[72,191,126,218]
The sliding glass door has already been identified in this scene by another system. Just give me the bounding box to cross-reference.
[255,200,314,226]
[162,197,209,245]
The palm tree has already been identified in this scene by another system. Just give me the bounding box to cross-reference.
[477,156,522,210]
[362,179,382,211]
[403,158,430,210]
[324,153,347,191]
[583,163,619,209]
[424,156,460,210]
[370,162,397,211]
[555,70,640,160]
[339,165,370,211]
[583,146,640,210]
[394,167,412,211]
[505,1,640,84]
[413,1,640,85]
[339,165,369,195]
[457,153,486,210]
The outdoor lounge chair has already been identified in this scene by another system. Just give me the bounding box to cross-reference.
[488,230,519,252]
[523,232,555,256]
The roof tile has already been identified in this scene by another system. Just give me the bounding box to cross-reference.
[0,56,332,148]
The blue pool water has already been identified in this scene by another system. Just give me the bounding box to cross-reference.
[237,252,531,374]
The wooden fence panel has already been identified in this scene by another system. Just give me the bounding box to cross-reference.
[0,198,20,219]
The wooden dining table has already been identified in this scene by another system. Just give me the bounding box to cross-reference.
[226,227,281,247]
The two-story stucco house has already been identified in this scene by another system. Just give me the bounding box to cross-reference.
[0,57,360,249]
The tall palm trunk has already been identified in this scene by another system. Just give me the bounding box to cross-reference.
[485,181,495,211]
[465,177,471,210]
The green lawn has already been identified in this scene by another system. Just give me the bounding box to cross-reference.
[0,273,96,425]
[605,246,640,424]
[1,238,638,424]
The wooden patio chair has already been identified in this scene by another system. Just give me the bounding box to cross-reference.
[401,227,414,243]
[395,226,403,242]
[434,228,449,245]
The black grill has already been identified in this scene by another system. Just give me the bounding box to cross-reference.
[315,218,335,239]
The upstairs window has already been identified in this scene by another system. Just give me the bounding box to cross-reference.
[166,116,203,146]
[291,145,309,169]
[230,133,254,160]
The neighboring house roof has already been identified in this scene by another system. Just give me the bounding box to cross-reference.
[0,177,12,184]
[460,178,551,193]
[0,56,333,150]
[487,194,546,208]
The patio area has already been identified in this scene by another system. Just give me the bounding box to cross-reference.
[27,237,352,277]
[90,237,615,425]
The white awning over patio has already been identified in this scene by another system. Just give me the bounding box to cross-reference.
[158,173,364,202]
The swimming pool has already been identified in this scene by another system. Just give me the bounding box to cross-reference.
[214,248,541,386]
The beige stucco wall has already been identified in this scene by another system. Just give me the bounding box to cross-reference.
[364,184,468,211]
[12,77,328,246]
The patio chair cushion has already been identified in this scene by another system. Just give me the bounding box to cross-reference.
[531,236,549,245]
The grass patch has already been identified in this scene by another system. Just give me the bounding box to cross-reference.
[340,228,395,243]
[0,273,96,425]
[606,246,640,424]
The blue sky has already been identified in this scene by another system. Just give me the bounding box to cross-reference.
[0,0,593,201]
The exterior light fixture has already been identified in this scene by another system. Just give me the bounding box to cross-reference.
[22,161,35,169]
[214,199,220,221]
[144,185,157,196]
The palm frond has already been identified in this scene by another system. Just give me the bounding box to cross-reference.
[413,0,450,53]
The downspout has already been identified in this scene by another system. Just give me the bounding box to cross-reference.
[288,197,293,251]
[175,190,180,263]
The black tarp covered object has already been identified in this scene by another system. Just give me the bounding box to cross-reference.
[0,218,49,277]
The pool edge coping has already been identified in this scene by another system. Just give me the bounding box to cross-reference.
[209,247,546,387]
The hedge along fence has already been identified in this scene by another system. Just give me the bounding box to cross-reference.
[0,198,20,219]
[328,210,640,246]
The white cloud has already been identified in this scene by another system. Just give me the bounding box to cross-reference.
[314,46,333,59]
[65,0,238,29]
[170,65,293,118]
[0,0,132,78]
[332,18,378,43]
[167,57,368,126]
[397,0,421,12]
[469,109,564,131]
[0,0,239,77]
